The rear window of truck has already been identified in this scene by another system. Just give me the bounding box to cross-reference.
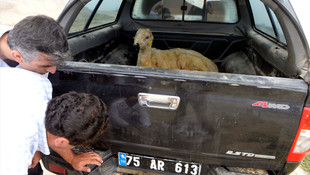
[132,0,238,23]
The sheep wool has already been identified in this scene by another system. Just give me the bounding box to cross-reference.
[134,28,219,72]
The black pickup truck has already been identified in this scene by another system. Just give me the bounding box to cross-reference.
[42,0,310,174]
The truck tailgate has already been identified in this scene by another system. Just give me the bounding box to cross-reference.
[50,61,308,172]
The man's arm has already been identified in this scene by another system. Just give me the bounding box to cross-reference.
[28,151,42,169]
[52,147,103,172]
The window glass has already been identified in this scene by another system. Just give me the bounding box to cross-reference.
[132,0,182,20]
[269,9,286,44]
[184,0,238,23]
[249,0,276,38]
[89,0,122,28]
[69,0,122,34]
[69,0,99,33]
[162,0,183,20]
[132,0,238,23]
[249,0,286,44]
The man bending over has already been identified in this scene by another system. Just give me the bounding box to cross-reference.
[45,91,109,172]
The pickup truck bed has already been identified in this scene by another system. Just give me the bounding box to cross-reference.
[43,0,310,174]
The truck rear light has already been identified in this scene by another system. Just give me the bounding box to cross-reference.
[48,163,67,174]
[287,107,310,162]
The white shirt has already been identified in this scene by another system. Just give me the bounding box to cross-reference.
[15,65,52,100]
[0,68,51,175]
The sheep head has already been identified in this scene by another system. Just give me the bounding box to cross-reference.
[134,28,154,50]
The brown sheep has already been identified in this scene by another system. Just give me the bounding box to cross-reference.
[134,28,218,72]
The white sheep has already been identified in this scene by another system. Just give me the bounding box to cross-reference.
[134,28,218,72]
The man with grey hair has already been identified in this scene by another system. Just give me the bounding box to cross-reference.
[6,15,71,75]
[0,15,102,174]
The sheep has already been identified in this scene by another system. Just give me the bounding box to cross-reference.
[133,28,219,72]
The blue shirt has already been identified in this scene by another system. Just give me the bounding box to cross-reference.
[0,68,51,175]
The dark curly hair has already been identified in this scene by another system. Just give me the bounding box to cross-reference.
[45,92,109,146]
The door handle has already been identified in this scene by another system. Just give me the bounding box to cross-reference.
[138,93,180,110]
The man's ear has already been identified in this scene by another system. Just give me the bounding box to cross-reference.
[54,137,71,148]
[11,50,24,63]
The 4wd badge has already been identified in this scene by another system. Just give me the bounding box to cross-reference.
[252,101,290,110]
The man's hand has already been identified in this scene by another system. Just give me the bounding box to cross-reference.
[71,152,103,172]
[50,145,103,172]
[28,151,42,169]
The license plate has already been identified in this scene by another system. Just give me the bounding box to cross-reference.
[118,152,201,175]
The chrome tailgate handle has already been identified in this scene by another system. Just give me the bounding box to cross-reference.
[138,93,180,110]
